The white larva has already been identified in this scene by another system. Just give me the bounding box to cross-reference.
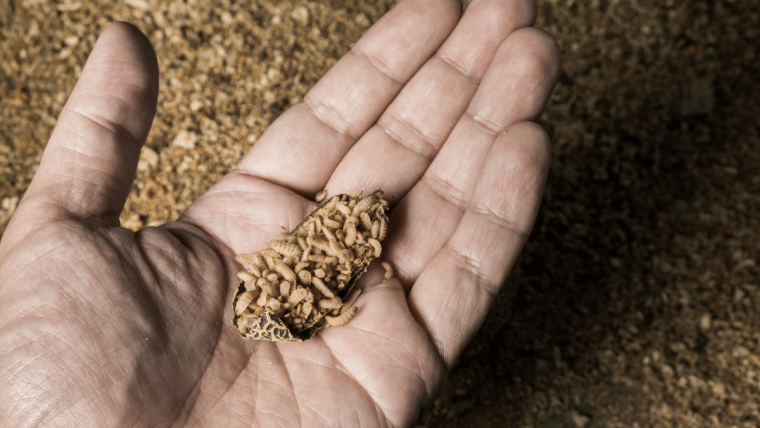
[311,277,335,299]
[378,216,388,241]
[270,240,302,259]
[381,261,394,280]
[368,238,382,257]
[326,305,358,327]
[352,196,375,216]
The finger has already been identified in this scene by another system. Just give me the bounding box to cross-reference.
[323,0,540,200]
[20,22,158,224]
[232,0,462,197]
[386,28,560,285]
[407,123,551,367]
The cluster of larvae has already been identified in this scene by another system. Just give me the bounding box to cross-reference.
[231,190,389,342]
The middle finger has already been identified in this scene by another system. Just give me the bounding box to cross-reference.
[322,0,537,199]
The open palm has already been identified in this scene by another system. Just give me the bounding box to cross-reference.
[0,0,559,426]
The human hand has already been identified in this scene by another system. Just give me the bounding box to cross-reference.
[0,0,559,426]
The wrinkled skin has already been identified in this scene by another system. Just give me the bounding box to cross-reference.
[0,0,560,426]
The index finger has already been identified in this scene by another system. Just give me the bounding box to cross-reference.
[231,0,462,197]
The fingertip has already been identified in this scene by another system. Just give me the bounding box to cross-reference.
[96,21,159,93]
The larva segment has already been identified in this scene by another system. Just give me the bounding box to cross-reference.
[315,189,328,202]
[237,271,256,286]
[276,233,296,243]
[322,217,341,229]
[235,290,259,315]
[326,305,358,327]
[287,288,308,305]
[311,277,335,299]
[298,269,312,285]
[352,196,375,216]
[270,240,302,259]
[378,216,388,241]
[381,261,394,280]
[231,190,389,341]
[337,203,352,216]
[318,297,343,309]
[274,260,297,283]
[368,238,382,257]
[258,248,282,260]
[359,211,373,231]
[344,221,357,247]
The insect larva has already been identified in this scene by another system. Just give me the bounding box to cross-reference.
[352,196,375,216]
[237,271,256,285]
[264,256,276,270]
[308,236,332,254]
[322,217,341,229]
[274,260,297,283]
[275,233,297,243]
[324,256,338,266]
[314,268,325,278]
[255,277,269,289]
[335,229,345,242]
[321,225,337,242]
[287,288,308,305]
[236,254,265,272]
[279,281,290,298]
[381,261,394,279]
[371,220,380,239]
[315,216,322,233]
[354,245,366,257]
[297,236,308,252]
[256,291,268,307]
[318,297,342,309]
[248,264,262,278]
[315,189,328,202]
[359,211,373,231]
[257,279,276,297]
[294,261,310,274]
[298,269,312,285]
[251,305,264,318]
[235,290,258,315]
[270,240,302,259]
[344,221,357,247]
[311,277,335,299]
[266,272,278,283]
[368,238,382,257]
[258,248,282,260]
[237,315,256,332]
[337,203,352,215]
[378,216,388,241]
[339,249,355,262]
[266,297,281,311]
[301,245,311,261]
[326,305,358,327]
[323,195,340,213]
[308,254,326,263]
[302,301,313,318]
